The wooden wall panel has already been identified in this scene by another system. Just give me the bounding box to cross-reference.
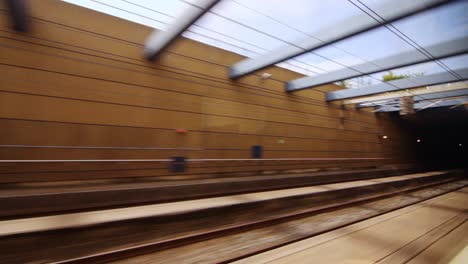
[0,0,412,182]
[0,8,377,125]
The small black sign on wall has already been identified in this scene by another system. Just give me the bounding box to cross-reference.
[170,156,186,173]
[251,145,263,159]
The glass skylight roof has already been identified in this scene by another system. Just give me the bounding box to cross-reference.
[63,0,468,89]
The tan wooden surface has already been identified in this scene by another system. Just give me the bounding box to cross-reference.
[0,0,414,178]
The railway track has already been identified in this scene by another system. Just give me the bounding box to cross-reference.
[0,170,466,263]
[59,181,468,263]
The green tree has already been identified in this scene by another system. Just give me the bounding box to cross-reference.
[382,71,425,82]
[337,80,349,88]
[382,71,408,82]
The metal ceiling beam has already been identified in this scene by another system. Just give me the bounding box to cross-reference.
[377,97,468,112]
[326,67,468,102]
[229,0,451,79]
[287,36,468,92]
[144,0,221,60]
[413,88,468,102]
[346,81,468,105]
[357,86,468,108]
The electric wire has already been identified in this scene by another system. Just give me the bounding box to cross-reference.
[353,0,467,83]
[347,0,467,107]
[93,0,463,109]
[97,0,325,76]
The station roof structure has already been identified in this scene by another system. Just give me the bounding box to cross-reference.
[62,0,468,111]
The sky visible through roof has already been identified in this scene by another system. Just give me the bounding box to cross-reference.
[63,0,468,88]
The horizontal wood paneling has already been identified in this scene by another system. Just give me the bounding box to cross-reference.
[0,9,378,124]
[0,119,382,153]
[0,160,383,183]
[0,0,412,182]
[0,39,378,132]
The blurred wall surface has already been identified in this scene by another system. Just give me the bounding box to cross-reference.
[0,0,414,182]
